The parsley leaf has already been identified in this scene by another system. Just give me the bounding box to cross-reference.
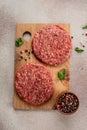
[82,25,87,29]
[16,38,23,47]
[75,47,84,53]
[58,69,66,80]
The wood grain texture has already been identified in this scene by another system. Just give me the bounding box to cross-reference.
[14,24,70,110]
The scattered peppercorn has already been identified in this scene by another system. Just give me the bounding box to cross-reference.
[71,36,73,39]
[31,50,34,53]
[85,33,87,36]
[20,56,23,59]
[28,51,30,56]
[28,51,30,54]
[80,42,85,48]
[20,50,24,54]
[25,58,27,61]
[83,45,85,48]
[18,49,31,61]
[20,51,22,54]
[18,58,21,61]
[25,49,28,53]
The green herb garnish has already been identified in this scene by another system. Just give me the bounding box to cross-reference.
[16,38,23,47]
[75,47,84,53]
[58,69,66,80]
[82,25,87,29]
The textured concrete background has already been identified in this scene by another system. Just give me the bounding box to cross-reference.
[0,0,87,130]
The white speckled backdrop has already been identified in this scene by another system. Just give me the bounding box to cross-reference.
[0,0,87,130]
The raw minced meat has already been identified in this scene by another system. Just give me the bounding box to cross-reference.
[32,25,72,66]
[15,63,54,105]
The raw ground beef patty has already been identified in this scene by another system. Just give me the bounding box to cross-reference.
[32,25,72,66]
[15,63,54,105]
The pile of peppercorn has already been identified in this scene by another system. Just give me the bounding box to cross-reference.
[56,92,79,114]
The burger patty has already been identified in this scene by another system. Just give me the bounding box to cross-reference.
[15,63,54,105]
[32,25,72,66]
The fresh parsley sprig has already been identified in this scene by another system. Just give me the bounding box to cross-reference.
[75,47,84,53]
[16,38,23,47]
[58,69,66,80]
[82,25,87,29]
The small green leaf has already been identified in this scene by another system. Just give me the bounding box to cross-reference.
[82,25,87,29]
[75,47,84,53]
[15,38,23,47]
[58,69,66,80]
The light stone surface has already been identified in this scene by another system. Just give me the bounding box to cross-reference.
[0,0,87,130]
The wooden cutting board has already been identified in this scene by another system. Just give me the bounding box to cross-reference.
[14,23,70,110]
